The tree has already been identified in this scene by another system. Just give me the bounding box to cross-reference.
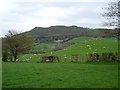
[2,49,8,62]
[2,30,34,62]
[103,0,120,28]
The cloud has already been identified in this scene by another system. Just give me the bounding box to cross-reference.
[0,0,113,37]
[16,0,113,3]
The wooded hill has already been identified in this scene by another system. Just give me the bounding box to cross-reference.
[24,25,117,43]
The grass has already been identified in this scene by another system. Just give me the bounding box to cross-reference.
[68,37,94,43]
[0,60,2,89]
[51,37,118,61]
[2,62,118,88]
[18,37,118,62]
[31,43,54,52]
[2,37,119,88]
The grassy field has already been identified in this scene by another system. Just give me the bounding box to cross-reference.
[68,37,94,43]
[31,43,54,52]
[18,37,118,62]
[2,62,118,88]
[2,37,119,88]
[0,60,2,89]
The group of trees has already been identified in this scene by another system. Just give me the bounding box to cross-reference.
[2,30,34,62]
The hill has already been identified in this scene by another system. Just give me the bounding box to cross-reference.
[24,25,116,43]
[18,37,118,62]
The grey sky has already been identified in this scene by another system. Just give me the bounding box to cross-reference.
[0,0,113,37]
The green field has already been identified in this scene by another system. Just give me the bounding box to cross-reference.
[0,60,2,89]
[18,37,118,62]
[2,62,118,88]
[2,37,119,88]
[31,43,54,52]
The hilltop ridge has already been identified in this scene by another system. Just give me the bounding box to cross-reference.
[23,25,116,43]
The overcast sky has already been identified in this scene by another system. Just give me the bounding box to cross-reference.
[0,0,113,37]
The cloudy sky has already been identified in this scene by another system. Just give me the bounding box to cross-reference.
[0,0,113,37]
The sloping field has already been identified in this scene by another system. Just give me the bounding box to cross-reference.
[2,37,118,88]
[18,37,118,62]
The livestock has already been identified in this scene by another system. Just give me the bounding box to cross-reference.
[64,55,67,62]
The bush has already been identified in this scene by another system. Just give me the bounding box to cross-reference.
[87,52,118,62]
[2,51,8,62]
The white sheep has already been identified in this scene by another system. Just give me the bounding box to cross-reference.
[87,45,90,47]
[16,59,19,61]
[64,55,67,58]
[103,46,106,49]
[89,48,91,50]
[94,49,97,51]
[46,60,49,62]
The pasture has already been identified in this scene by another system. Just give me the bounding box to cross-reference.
[2,62,118,88]
[31,43,54,52]
[2,37,119,88]
[18,37,118,62]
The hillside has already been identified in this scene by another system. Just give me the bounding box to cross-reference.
[24,25,116,43]
[27,25,88,37]
[49,37,118,61]
[18,37,118,62]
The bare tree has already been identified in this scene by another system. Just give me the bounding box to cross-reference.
[103,0,120,28]
[103,0,120,39]
[2,30,34,62]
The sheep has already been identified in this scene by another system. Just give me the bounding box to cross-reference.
[64,48,68,51]
[89,48,91,50]
[46,59,50,62]
[51,52,53,54]
[86,45,90,47]
[64,55,67,62]
[16,59,19,61]
[94,49,97,52]
[26,59,30,61]
[103,46,106,49]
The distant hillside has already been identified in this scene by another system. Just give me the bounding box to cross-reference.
[24,25,117,43]
[18,37,118,62]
